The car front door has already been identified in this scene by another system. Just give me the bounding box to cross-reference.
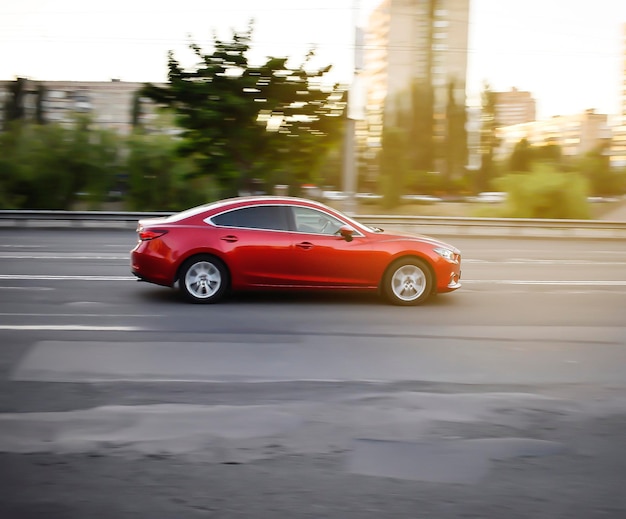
[288,206,384,288]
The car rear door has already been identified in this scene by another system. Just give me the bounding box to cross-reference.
[209,205,296,287]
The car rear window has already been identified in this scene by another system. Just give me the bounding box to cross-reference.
[210,206,290,231]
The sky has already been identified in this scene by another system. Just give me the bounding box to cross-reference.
[1,0,626,119]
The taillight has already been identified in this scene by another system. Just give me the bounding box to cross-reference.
[138,228,168,241]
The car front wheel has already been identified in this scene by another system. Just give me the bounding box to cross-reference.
[383,258,433,306]
[179,255,229,304]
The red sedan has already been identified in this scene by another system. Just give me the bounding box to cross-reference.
[131,196,461,305]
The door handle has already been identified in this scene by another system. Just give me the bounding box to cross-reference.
[296,241,314,250]
[220,235,239,243]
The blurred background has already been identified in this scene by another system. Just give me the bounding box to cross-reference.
[1,0,626,220]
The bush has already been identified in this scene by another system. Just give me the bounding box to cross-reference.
[0,120,121,210]
[496,165,591,219]
[125,133,218,211]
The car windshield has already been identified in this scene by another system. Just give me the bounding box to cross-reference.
[334,211,381,234]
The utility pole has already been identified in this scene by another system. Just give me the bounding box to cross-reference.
[342,0,365,215]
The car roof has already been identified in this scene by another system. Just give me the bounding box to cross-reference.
[167,196,335,223]
[224,195,325,205]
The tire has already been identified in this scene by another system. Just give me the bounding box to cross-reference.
[179,255,229,304]
[383,258,433,306]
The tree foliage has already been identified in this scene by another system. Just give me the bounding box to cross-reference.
[379,127,409,208]
[478,83,498,192]
[510,138,532,172]
[496,164,590,219]
[408,80,435,172]
[125,132,216,211]
[0,119,121,209]
[444,79,468,185]
[35,83,47,125]
[378,78,469,199]
[578,143,624,196]
[141,26,346,196]
[3,77,27,127]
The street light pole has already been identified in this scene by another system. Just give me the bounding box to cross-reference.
[342,0,364,216]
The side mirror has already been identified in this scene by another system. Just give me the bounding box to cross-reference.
[339,225,355,242]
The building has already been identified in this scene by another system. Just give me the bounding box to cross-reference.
[493,88,536,127]
[495,109,611,161]
[0,79,163,134]
[609,23,626,167]
[362,0,471,150]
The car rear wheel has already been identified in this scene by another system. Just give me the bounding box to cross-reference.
[179,255,229,304]
[383,258,433,306]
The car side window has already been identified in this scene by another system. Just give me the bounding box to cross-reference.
[211,206,289,231]
[291,207,344,235]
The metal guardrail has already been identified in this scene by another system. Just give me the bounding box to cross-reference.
[0,210,625,239]
[357,214,626,239]
[0,210,170,226]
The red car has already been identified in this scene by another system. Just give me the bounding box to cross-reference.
[131,196,461,305]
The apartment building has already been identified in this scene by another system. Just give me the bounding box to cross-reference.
[610,23,626,167]
[0,79,162,134]
[494,22,626,167]
[362,0,471,149]
[493,88,536,127]
[495,109,611,161]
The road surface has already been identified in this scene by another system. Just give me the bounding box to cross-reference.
[0,228,625,518]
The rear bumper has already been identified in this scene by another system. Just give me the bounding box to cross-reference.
[131,249,175,287]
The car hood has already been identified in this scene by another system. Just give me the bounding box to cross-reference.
[375,229,460,253]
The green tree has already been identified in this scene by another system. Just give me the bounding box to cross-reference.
[141,26,346,196]
[379,126,409,209]
[3,123,82,208]
[443,79,467,190]
[534,139,562,163]
[0,118,120,209]
[125,132,214,211]
[510,138,532,172]
[381,81,435,196]
[82,128,124,208]
[407,80,435,172]
[3,78,27,126]
[579,143,621,196]
[496,164,590,219]
[0,125,23,207]
[130,90,143,131]
[35,83,47,125]
[478,83,498,192]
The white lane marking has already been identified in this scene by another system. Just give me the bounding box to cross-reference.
[464,258,626,266]
[462,280,626,286]
[0,275,134,281]
[0,325,137,332]
[0,286,53,291]
[0,254,128,260]
[1,254,624,265]
[0,245,43,249]
[0,275,624,287]
[0,313,162,317]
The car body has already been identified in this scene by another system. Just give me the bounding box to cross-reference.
[468,192,507,203]
[401,194,443,204]
[355,192,383,203]
[131,196,461,305]
[321,190,348,202]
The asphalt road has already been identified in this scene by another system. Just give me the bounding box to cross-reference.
[1,228,626,518]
